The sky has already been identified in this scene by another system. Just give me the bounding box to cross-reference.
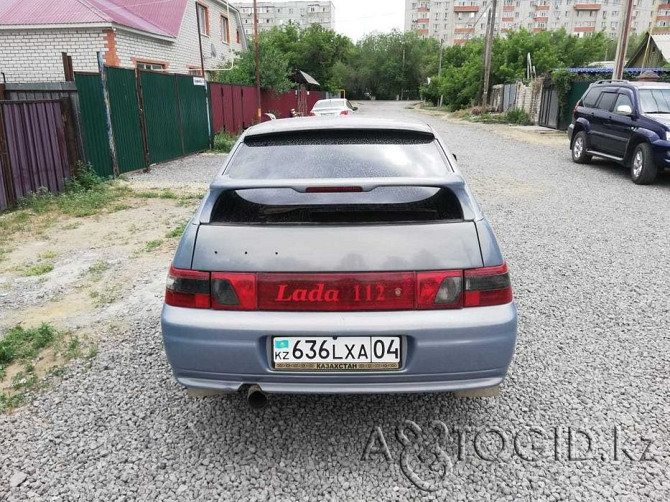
[332,0,405,41]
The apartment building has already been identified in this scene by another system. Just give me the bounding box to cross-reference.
[405,0,658,46]
[235,1,335,37]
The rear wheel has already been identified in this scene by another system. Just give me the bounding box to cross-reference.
[630,143,658,185]
[571,131,592,164]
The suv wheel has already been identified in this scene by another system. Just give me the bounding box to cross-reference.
[630,143,658,185]
[571,131,592,164]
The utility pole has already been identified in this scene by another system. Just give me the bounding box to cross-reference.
[401,42,406,100]
[253,0,261,121]
[612,0,634,79]
[438,39,444,77]
[195,3,212,145]
[481,0,498,106]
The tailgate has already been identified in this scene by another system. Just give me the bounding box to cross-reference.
[191,222,483,272]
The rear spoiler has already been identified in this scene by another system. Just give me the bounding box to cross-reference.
[199,174,483,223]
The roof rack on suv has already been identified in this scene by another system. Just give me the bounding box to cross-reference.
[592,79,629,85]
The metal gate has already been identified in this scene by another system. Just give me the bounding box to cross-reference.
[76,69,211,176]
[107,67,146,173]
[538,84,560,130]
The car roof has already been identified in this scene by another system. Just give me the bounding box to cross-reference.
[243,117,434,138]
[590,79,670,90]
[314,98,346,104]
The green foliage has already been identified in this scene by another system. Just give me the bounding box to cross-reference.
[144,239,163,252]
[22,262,54,277]
[212,131,238,153]
[216,24,353,94]
[344,31,439,100]
[503,108,532,125]
[166,221,188,239]
[0,324,57,366]
[423,29,614,111]
[551,69,577,116]
[14,161,128,218]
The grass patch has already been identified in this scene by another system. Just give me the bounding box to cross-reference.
[166,221,188,239]
[22,262,54,277]
[133,188,178,200]
[0,324,95,413]
[144,239,163,252]
[39,250,58,260]
[212,131,238,153]
[0,324,56,367]
[87,260,109,281]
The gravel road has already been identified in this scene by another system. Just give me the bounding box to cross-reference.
[1,101,668,501]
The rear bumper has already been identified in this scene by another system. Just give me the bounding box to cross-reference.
[161,303,518,395]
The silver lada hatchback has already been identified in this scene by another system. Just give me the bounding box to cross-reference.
[161,117,517,406]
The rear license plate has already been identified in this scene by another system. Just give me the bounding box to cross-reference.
[272,336,401,370]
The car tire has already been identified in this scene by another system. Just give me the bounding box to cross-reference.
[630,143,658,185]
[571,131,592,164]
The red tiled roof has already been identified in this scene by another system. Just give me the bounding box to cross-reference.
[0,0,190,38]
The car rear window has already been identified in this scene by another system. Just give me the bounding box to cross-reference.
[582,88,602,108]
[313,100,344,109]
[210,187,463,224]
[225,130,449,179]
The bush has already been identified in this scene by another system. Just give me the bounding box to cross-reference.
[213,132,238,153]
[503,108,532,125]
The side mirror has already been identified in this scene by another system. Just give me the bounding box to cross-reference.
[352,106,359,111]
[616,104,633,115]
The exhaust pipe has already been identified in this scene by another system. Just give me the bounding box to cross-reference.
[247,385,268,409]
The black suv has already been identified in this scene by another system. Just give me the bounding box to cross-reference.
[568,79,670,184]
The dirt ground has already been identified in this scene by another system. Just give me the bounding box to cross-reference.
[0,153,223,398]
[415,106,570,149]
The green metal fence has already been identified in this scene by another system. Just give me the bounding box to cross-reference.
[107,67,146,173]
[75,73,114,177]
[140,71,183,165]
[75,68,210,176]
[177,75,209,154]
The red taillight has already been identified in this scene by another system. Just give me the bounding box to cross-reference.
[165,266,211,309]
[165,265,513,311]
[463,263,513,307]
[339,110,349,115]
[573,99,582,117]
[416,270,463,309]
[211,272,256,310]
[309,111,316,116]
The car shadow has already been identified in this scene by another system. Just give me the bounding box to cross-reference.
[586,157,670,187]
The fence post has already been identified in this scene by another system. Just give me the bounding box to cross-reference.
[135,69,151,171]
[59,97,80,178]
[0,102,17,208]
[97,52,119,177]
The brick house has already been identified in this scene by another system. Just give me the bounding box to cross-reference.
[0,0,247,82]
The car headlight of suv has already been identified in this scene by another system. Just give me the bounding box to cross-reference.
[665,129,670,141]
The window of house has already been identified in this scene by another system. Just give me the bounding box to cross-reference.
[221,15,230,43]
[188,68,203,76]
[197,3,209,36]
[136,61,166,71]
[236,28,241,44]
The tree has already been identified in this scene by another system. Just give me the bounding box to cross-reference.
[215,24,353,93]
[422,29,614,110]
[215,36,292,94]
